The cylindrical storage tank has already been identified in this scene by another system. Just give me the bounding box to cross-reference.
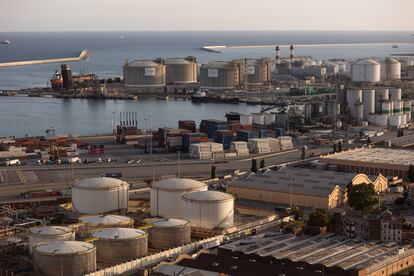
[401,114,407,126]
[150,178,208,219]
[264,113,276,126]
[245,58,271,85]
[390,115,402,127]
[148,218,191,250]
[376,114,389,127]
[71,177,129,215]
[393,100,403,115]
[389,88,402,101]
[355,102,364,121]
[382,58,401,80]
[404,100,412,122]
[381,101,392,115]
[351,59,381,83]
[375,88,389,114]
[165,57,198,84]
[336,90,346,105]
[346,89,362,117]
[92,228,147,265]
[362,89,375,119]
[200,60,242,90]
[240,114,253,125]
[33,241,96,276]
[181,191,234,230]
[252,113,265,125]
[124,59,166,88]
[29,226,75,254]
[79,215,134,237]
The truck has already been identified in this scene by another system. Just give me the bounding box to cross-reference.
[6,159,21,166]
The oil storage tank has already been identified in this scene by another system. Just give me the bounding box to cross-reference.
[200,60,243,90]
[245,58,271,85]
[79,214,134,238]
[165,57,198,84]
[381,58,401,80]
[346,89,362,117]
[389,88,402,101]
[92,228,147,265]
[181,190,234,229]
[148,218,191,250]
[404,100,412,122]
[362,89,375,119]
[150,178,207,219]
[351,59,381,83]
[124,59,166,88]
[71,177,129,215]
[33,241,96,276]
[375,88,389,113]
[29,226,75,254]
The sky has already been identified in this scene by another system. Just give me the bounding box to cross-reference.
[1,0,413,32]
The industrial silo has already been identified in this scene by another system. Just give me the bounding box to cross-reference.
[33,241,96,276]
[376,114,389,127]
[148,218,191,250]
[181,191,234,230]
[375,88,389,114]
[92,228,147,265]
[240,114,253,125]
[124,59,166,88]
[355,102,364,122]
[71,177,129,215]
[381,58,401,80]
[165,57,198,84]
[381,101,392,115]
[351,59,381,83]
[389,88,402,101]
[389,114,403,127]
[322,61,339,76]
[150,178,208,219]
[403,100,412,122]
[264,113,276,126]
[245,58,271,85]
[346,89,362,117]
[29,226,75,254]
[393,100,403,115]
[200,60,243,90]
[362,89,375,119]
[79,215,134,238]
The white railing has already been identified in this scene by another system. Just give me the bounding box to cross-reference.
[85,235,224,276]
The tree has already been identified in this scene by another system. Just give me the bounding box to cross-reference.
[407,164,414,183]
[307,209,331,227]
[290,207,304,220]
[260,159,265,169]
[211,166,216,179]
[348,183,379,211]
[251,159,258,173]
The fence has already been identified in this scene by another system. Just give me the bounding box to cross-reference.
[85,235,224,276]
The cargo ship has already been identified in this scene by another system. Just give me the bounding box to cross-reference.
[191,91,239,104]
[50,71,64,90]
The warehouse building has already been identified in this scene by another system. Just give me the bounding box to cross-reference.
[219,232,414,276]
[227,167,387,210]
[319,148,414,179]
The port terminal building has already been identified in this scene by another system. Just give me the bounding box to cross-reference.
[227,167,388,210]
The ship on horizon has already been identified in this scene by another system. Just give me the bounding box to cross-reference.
[0,39,11,45]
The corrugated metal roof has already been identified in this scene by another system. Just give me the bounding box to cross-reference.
[34,241,94,254]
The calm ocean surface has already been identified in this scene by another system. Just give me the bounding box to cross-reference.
[0,31,413,137]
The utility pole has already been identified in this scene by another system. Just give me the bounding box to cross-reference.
[178,151,181,179]
[289,175,293,209]
[112,112,116,134]
[148,112,153,156]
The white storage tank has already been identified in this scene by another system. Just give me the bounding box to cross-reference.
[346,89,362,117]
[355,102,364,121]
[375,88,389,114]
[79,215,134,237]
[381,58,401,80]
[150,178,208,219]
[124,59,166,88]
[165,57,198,84]
[264,113,276,126]
[148,218,191,250]
[245,58,271,85]
[362,89,375,119]
[393,100,403,115]
[390,114,402,127]
[33,241,96,276]
[403,100,412,122]
[351,59,381,83]
[240,114,253,125]
[181,191,234,230]
[401,114,407,126]
[252,113,265,125]
[389,88,402,101]
[92,228,148,265]
[71,177,129,215]
[381,101,392,115]
[376,114,389,127]
[200,60,243,90]
[29,226,75,254]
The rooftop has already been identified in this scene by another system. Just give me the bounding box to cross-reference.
[34,241,94,254]
[72,177,128,189]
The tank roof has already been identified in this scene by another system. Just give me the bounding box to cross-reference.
[385,57,400,64]
[353,59,380,65]
[126,60,162,67]
[182,190,233,202]
[203,61,234,68]
[152,178,207,191]
[34,241,94,254]
[92,228,146,240]
[165,58,195,64]
[151,218,189,228]
[79,214,132,225]
[72,177,127,189]
[29,226,73,236]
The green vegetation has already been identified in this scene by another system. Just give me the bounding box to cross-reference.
[290,207,304,220]
[307,209,331,227]
[347,183,379,211]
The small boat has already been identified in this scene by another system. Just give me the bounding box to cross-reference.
[392,44,399,49]
[0,39,10,45]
